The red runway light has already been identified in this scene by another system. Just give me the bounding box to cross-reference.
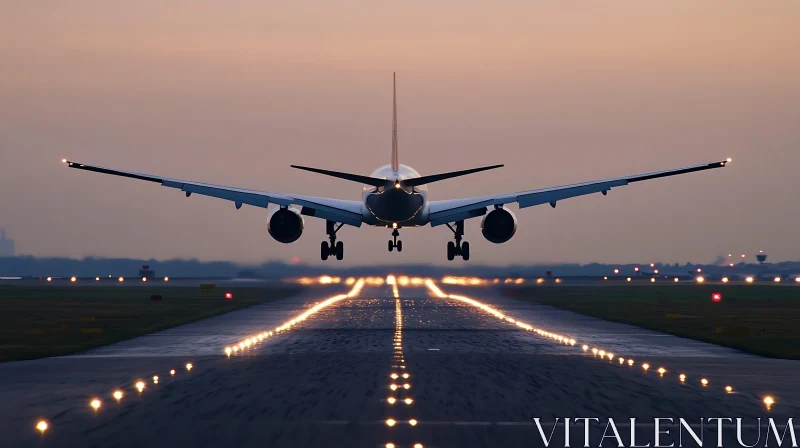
[225,292,233,300]
[712,293,722,303]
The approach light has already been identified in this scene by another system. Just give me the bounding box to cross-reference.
[386,419,396,427]
[725,386,733,393]
[764,396,774,409]
[135,381,145,392]
[405,398,413,405]
[185,363,193,371]
[387,397,396,404]
[113,390,123,401]
[90,399,101,411]
[409,419,418,426]
[701,378,709,387]
[36,420,48,433]
[70,276,77,282]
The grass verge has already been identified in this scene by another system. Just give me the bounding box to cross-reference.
[0,284,302,362]
[502,285,800,359]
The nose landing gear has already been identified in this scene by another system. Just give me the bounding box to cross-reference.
[321,220,344,260]
[388,228,403,252]
[445,220,470,261]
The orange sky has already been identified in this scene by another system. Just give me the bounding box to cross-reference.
[1,1,798,265]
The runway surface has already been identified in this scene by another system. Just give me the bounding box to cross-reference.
[1,279,798,447]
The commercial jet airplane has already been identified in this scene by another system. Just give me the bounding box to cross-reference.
[63,74,730,261]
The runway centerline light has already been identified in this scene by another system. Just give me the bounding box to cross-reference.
[185,363,193,371]
[36,420,48,433]
[135,381,145,393]
[90,398,101,411]
[764,396,775,410]
[679,374,686,383]
[701,378,709,387]
[642,363,650,371]
[113,390,123,401]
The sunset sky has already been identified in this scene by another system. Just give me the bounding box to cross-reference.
[1,1,798,265]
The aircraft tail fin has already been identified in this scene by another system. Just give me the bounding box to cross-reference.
[403,164,504,187]
[290,165,387,187]
[391,72,399,172]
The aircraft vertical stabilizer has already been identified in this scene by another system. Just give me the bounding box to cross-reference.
[392,73,399,172]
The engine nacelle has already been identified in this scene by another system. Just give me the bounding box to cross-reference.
[268,207,304,243]
[481,207,517,244]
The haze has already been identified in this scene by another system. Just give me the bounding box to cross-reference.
[1,1,798,266]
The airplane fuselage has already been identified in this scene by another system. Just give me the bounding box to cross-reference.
[361,164,429,227]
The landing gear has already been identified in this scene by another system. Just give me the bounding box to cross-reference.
[388,229,402,252]
[445,221,470,261]
[321,220,344,260]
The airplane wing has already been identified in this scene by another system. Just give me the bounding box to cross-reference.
[427,159,730,227]
[63,160,364,227]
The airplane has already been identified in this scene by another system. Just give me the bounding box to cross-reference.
[63,74,731,261]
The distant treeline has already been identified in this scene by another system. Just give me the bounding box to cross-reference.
[1,256,799,278]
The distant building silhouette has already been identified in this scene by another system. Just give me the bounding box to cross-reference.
[0,228,15,257]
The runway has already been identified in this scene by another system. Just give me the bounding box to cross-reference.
[1,278,798,447]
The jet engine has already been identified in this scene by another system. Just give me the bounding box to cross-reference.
[268,207,304,243]
[481,207,517,244]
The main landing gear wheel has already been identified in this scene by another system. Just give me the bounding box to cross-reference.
[445,220,470,261]
[321,241,329,261]
[321,220,345,261]
[388,228,403,252]
[335,241,344,260]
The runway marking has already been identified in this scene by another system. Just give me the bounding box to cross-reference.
[384,277,424,448]
[425,279,779,413]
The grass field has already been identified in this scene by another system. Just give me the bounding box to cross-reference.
[503,285,800,359]
[0,284,302,362]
